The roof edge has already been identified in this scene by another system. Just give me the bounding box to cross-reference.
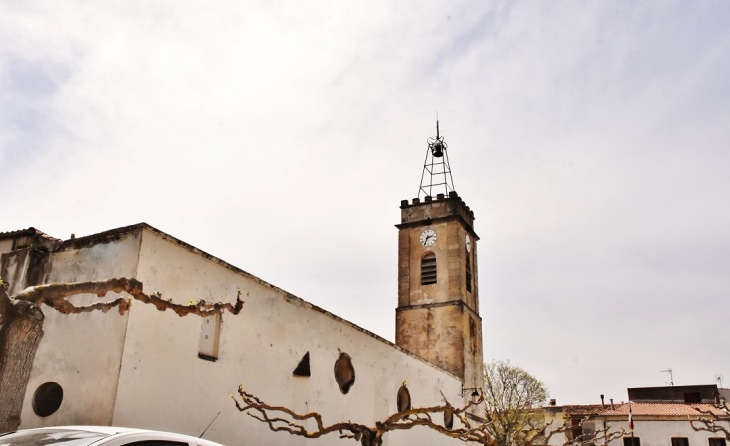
[57,222,465,382]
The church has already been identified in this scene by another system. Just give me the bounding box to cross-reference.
[0,127,485,445]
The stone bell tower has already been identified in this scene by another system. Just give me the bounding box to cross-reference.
[395,122,484,392]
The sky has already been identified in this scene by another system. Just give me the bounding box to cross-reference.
[2,1,729,405]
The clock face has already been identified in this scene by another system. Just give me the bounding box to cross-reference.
[466,234,471,252]
[420,229,437,247]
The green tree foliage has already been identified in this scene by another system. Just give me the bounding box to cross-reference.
[483,360,549,446]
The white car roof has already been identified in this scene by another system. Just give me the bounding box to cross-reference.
[6,425,226,446]
[38,426,147,435]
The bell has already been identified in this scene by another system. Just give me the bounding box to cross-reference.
[431,141,444,158]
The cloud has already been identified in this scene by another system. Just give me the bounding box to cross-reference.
[1,0,729,404]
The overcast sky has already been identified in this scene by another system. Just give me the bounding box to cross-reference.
[2,1,729,405]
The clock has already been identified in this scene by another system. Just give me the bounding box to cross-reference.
[420,229,437,247]
[465,234,471,252]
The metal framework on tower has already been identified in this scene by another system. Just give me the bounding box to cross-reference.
[418,120,456,199]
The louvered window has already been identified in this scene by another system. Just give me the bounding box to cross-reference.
[421,253,437,285]
[466,250,472,293]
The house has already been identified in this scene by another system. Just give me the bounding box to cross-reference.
[543,385,730,446]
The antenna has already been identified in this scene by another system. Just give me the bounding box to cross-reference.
[418,118,456,199]
[717,374,724,388]
[661,368,674,386]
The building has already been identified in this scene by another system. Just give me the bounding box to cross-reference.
[0,131,484,445]
[543,385,730,446]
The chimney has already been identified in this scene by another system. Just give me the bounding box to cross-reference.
[610,399,615,410]
[600,394,605,408]
[549,399,556,406]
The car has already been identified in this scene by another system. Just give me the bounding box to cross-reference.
[0,425,226,446]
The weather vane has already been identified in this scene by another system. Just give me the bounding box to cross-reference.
[418,117,456,199]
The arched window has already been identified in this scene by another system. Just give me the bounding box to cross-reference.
[421,253,437,285]
[397,384,411,412]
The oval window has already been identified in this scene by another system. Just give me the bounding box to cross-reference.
[334,353,355,394]
[444,408,454,429]
[32,382,63,417]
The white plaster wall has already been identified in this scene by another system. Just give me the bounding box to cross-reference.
[111,228,469,446]
[605,419,730,446]
[0,238,13,255]
[19,232,142,428]
[543,412,730,446]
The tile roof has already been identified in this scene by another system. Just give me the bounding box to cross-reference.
[559,405,606,416]
[0,227,62,242]
[563,403,729,418]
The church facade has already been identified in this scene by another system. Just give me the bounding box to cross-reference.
[1,141,484,445]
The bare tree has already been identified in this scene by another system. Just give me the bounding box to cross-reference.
[690,401,730,441]
[483,360,548,446]
[232,382,634,446]
[522,419,627,446]
[232,383,495,446]
[0,277,244,433]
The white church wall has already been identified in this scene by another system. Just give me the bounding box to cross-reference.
[104,227,469,446]
[19,231,142,428]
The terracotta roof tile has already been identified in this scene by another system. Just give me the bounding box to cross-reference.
[560,405,606,415]
[0,227,62,242]
[609,402,727,417]
[563,403,729,417]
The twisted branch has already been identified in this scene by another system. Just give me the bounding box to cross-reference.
[233,384,495,445]
[690,404,730,440]
[522,419,627,446]
[13,278,244,317]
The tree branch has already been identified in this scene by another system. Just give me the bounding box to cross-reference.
[233,384,496,445]
[13,278,244,317]
[690,404,730,441]
[524,420,627,446]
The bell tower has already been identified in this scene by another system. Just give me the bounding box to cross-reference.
[395,122,484,392]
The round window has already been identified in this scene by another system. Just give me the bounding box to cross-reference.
[32,382,63,417]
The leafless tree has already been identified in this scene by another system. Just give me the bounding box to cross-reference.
[0,277,244,433]
[522,419,627,446]
[690,401,730,441]
[483,360,548,446]
[232,383,495,446]
[232,360,631,446]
